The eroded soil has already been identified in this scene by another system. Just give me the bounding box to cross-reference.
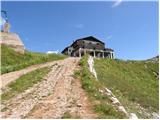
[1,57,96,119]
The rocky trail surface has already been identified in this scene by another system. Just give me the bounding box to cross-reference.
[1,57,96,119]
[1,60,64,89]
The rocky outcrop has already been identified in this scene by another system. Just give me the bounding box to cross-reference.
[87,56,97,80]
[146,55,159,63]
[0,32,25,54]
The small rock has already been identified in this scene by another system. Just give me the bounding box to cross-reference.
[77,103,82,107]
[111,97,119,104]
[67,104,72,108]
[105,92,112,96]
[44,78,48,80]
[118,106,128,115]
[105,88,112,94]
[99,89,103,93]
[129,113,138,119]
[152,112,159,119]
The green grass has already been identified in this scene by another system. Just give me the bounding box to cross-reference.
[62,111,72,119]
[72,70,81,79]
[94,58,159,118]
[1,67,51,100]
[79,55,126,119]
[62,111,80,119]
[1,107,8,112]
[1,45,66,74]
[94,103,125,119]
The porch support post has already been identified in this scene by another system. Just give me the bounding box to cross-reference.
[93,50,96,58]
[111,52,113,59]
[109,53,111,58]
[79,48,81,58]
[112,52,114,59]
[68,49,69,56]
[102,52,104,58]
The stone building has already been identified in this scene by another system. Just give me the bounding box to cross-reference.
[0,11,25,54]
[1,31,25,54]
[62,36,114,58]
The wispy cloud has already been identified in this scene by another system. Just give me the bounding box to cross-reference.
[74,24,84,29]
[112,0,122,8]
[46,50,59,54]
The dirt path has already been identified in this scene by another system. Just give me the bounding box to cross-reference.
[1,60,64,89]
[1,57,96,119]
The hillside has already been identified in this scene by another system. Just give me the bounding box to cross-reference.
[1,47,159,118]
[77,56,159,119]
[94,58,159,118]
[1,45,66,74]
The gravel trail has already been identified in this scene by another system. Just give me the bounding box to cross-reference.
[1,60,64,89]
[1,57,96,119]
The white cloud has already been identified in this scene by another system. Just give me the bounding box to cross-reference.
[112,0,122,8]
[74,24,84,29]
[46,50,59,54]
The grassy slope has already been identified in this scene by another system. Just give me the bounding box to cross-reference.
[1,67,51,101]
[77,55,126,119]
[94,58,159,118]
[1,45,66,74]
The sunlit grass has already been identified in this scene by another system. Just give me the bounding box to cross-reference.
[94,58,159,118]
[1,45,66,74]
[1,67,51,100]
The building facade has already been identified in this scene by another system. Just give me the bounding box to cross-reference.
[1,11,25,54]
[62,36,114,58]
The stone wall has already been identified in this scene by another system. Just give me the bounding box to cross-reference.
[0,32,25,54]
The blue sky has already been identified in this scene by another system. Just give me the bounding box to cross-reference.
[1,1,158,60]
